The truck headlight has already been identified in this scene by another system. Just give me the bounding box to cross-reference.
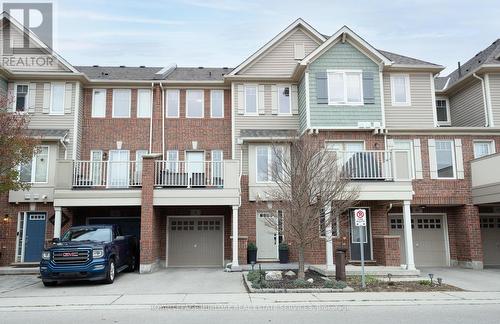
[93,249,104,258]
[42,251,50,260]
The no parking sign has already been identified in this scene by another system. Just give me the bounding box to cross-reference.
[354,209,366,227]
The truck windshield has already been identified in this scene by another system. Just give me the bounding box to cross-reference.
[61,228,112,243]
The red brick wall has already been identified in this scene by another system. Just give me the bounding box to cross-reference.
[373,235,400,266]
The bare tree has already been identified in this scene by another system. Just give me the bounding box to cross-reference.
[0,94,39,193]
[261,135,359,279]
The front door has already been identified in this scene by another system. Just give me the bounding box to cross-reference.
[349,208,372,261]
[186,151,205,186]
[256,212,278,260]
[108,150,130,188]
[24,212,47,262]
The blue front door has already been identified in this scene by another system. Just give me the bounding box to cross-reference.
[24,212,47,262]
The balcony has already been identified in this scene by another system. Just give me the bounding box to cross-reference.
[72,160,142,188]
[248,149,414,201]
[471,153,500,204]
[154,161,224,188]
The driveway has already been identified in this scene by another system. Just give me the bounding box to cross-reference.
[419,267,500,291]
[0,268,245,297]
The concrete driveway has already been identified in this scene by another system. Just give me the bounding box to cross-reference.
[419,267,500,291]
[0,268,245,297]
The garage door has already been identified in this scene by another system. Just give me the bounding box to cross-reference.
[389,214,448,267]
[168,217,223,267]
[480,216,500,266]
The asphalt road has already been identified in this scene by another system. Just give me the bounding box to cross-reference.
[2,304,500,324]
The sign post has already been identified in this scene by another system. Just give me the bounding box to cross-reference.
[354,209,367,289]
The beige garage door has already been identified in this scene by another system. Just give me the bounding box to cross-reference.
[480,216,500,266]
[168,217,223,267]
[390,214,448,267]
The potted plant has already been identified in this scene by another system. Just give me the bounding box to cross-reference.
[279,242,289,264]
[247,242,257,264]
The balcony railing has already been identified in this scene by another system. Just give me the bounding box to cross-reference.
[155,161,224,188]
[72,161,142,188]
[337,150,393,180]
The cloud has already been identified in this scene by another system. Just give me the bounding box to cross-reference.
[58,9,186,25]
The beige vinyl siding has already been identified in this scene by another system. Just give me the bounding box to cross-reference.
[488,73,500,126]
[449,78,486,127]
[240,28,320,77]
[384,72,435,128]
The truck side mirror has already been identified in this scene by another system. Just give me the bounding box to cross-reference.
[115,236,125,241]
[52,238,60,244]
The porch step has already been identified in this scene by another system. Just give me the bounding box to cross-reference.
[310,265,421,278]
[348,260,378,266]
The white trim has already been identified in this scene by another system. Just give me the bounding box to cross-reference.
[473,139,496,159]
[301,26,392,67]
[244,84,258,115]
[319,208,340,238]
[379,71,386,128]
[20,212,27,263]
[185,89,205,118]
[210,89,224,118]
[484,74,495,127]
[228,19,326,76]
[431,74,439,127]
[435,96,451,126]
[393,139,416,179]
[326,69,364,106]
[136,88,152,118]
[165,89,180,118]
[91,88,107,118]
[255,145,283,184]
[49,82,66,115]
[390,73,411,107]
[73,82,81,160]
[434,139,457,179]
[305,72,311,131]
[165,215,225,268]
[276,84,292,115]
[112,89,131,118]
[231,82,235,159]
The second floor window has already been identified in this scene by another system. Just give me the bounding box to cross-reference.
[436,99,450,125]
[210,90,224,118]
[166,89,180,118]
[256,145,285,182]
[327,70,363,105]
[50,83,65,115]
[137,89,152,118]
[92,89,106,118]
[474,140,495,159]
[245,85,257,114]
[390,74,411,106]
[278,85,291,114]
[435,140,455,179]
[112,89,131,118]
[186,90,204,118]
[15,84,29,112]
[20,146,49,183]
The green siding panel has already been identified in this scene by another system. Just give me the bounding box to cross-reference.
[298,75,308,133]
[307,42,382,128]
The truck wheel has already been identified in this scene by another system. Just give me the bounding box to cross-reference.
[43,280,57,287]
[127,256,136,272]
[104,259,116,284]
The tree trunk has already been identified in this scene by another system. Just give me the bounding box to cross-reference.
[298,244,305,279]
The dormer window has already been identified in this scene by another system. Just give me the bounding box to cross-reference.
[436,98,450,126]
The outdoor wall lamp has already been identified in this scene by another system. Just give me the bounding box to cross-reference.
[3,214,10,222]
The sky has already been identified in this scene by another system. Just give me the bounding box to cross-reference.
[7,0,500,75]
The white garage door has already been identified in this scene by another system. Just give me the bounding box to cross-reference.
[168,217,223,267]
[389,214,448,267]
[480,216,500,266]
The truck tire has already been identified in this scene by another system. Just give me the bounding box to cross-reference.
[42,280,57,287]
[104,259,116,284]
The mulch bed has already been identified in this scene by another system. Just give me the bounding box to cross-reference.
[346,276,463,292]
[259,270,329,289]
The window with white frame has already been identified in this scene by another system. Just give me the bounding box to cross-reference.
[211,150,223,184]
[278,85,291,114]
[19,146,49,183]
[474,140,495,159]
[166,150,179,172]
[327,70,363,105]
[137,89,152,118]
[112,89,131,118]
[390,74,411,106]
[92,89,106,117]
[319,208,339,238]
[435,140,455,178]
[15,84,29,112]
[436,99,450,125]
[186,90,204,118]
[166,89,179,118]
[50,83,65,115]
[244,85,257,114]
[393,140,415,179]
[210,90,224,118]
[256,145,285,182]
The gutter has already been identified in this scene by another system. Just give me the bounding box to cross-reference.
[59,133,68,160]
[472,73,490,127]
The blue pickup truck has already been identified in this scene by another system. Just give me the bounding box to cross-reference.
[39,224,138,286]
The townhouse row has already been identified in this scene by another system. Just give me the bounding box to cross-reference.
[1,16,500,272]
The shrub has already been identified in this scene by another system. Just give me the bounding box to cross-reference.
[365,275,379,285]
[247,242,257,251]
[323,280,334,288]
[418,280,432,286]
[334,280,347,289]
[251,280,268,289]
[247,270,265,283]
[278,242,289,251]
[293,278,311,288]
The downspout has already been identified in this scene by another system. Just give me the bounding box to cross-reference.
[149,82,154,153]
[472,73,490,127]
[160,82,165,157]
[59,134,68,160]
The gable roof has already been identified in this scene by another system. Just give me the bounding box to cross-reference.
[228,18,326,76]
[377,50,441,67]
[440,39,500,91]
[75,66,164,80]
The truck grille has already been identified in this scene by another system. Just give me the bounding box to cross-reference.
[52,250,90,264]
